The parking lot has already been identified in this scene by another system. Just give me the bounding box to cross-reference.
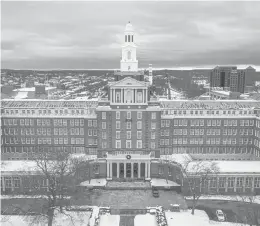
[70,189,187,210]
[186,199,260,225]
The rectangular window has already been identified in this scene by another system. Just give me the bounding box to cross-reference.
[20,119,24,126]
[127,122,131,129]
[137,140,142,149]
[151,142,155,149]
[116,111,120,119]
[116,140,121,149]
[137,111,142,119]
[102,112,106,120]
[126,140,131,148]
[137,131,142,139]
[166,120,170,127]
[88,120,92,127]
[116,131,120,139]
[151,132,155,139]
[102,132,107,139]
[102,122,106,129]
[151,112,156,119]
[93,120,97,127]
[116,121,120,129]
[151,122,156,129]
[127,111,131,119]
[88,130,93,136]
[137,121,142,130]
[127,131,131,139]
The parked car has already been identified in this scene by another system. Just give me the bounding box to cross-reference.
[170,204,180,212]
[216,209,225,222]
[152,188,159,197]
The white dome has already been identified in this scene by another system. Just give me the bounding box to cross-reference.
[125,22,134,32]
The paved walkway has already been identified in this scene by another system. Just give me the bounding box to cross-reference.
[70,189,187,210]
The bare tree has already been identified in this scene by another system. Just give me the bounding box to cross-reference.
[1,150,86,226]
[182,158,219,215]
[236,191,260,226]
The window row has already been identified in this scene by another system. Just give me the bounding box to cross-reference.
[163,109,255,116]
[115,140,143,149]
[160,146,253,155]
[3,109,90,116]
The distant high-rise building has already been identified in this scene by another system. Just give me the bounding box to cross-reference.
[210,66,245,93]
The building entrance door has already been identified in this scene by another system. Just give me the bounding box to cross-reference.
[119,163,124,178]
[126,163,131,178]
[133,163,138,178]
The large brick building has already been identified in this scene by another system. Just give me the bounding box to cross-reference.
[1,22,260,195]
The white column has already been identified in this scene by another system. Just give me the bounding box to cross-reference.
[216,177,219,194]
[225,177,228,193]
[138,162,141,178]
[142,89,144,103]
[124,162,126,178]
[252,176,255,193]
[234,177,237,193]
[11,177,14,192]
[132,89,134,103]
[121,89,123,103]
[110,89,112,102]
[146,89,148,103]
[113,89,115,103]
[117,162,119,178]
[107,161,110,178]
[2,177,5,192]
[147,162,150,178]
[110,162,113,178]
[243,176,246,193]
[145,163,147,179]
[131,162,134,178]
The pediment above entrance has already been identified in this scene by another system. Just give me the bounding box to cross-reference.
[110,77,147,88]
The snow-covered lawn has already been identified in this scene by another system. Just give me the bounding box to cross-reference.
[1,211,92,226]
[99,214,120,226]
[185,195,260,205]
[79,178,107,187]
[134,214,157,226]
[165,210,249,226]
[0,195,71,200]
[150,178,180,187]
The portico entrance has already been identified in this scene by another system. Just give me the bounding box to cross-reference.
[106,153,151,180]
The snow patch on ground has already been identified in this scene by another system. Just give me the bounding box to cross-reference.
[185,195,260,204]
[0,195,71,199]
[150,178,180,187]
[0,211,92,226]
[79,178,107,187]
[89,206,99,226]
[134,214,157,226]
[99,214,120,226]
[165,210,249,226]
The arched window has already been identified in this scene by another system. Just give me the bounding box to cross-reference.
[128,35,130,42]
[127,51,131,60]
[125,35,127,42]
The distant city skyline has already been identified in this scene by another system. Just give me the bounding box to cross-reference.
[2,1,260,69]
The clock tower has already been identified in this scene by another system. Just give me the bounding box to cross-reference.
[120,22,138,72]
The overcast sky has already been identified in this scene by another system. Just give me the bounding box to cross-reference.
[1,1,260,69]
